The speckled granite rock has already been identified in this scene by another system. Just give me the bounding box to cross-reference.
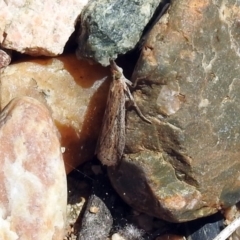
[108,0,240,222]
[0,97,67,239]
[0,0,88,56]
[78,194,113,240]
[76,0,164,66]
[0,54,110,173]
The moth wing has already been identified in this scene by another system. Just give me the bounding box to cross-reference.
[96,80,125,166]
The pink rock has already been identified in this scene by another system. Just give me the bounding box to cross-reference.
[0,97,67,239]
[0,0,88,55]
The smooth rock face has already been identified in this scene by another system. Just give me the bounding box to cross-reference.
[76,0,163,66]
[109,0,240,222]
[0,97,67,239]
[0,54,110,173]
[0,0,88,55]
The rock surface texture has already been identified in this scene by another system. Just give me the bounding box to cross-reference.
[0,48,11,68]
[108,0,240,222]
[78,194,113,240]
[76,0,164,66]
[0,0,88,55]
[0,54,110,173]
[0,97,67,239]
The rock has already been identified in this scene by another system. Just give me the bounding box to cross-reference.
[0,96,67,239]
[0,0,88,56]
[112,224,145,240]
[76,0,165,66]
[108,0,240,222]
[65,199,86,240]
[64,170,91,240]
[184,213,223,240]
[0,54,111,173]
[0,48,11,68]
[78,194,113,240]
[111,233,125,240]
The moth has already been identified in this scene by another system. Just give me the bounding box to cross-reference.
[95,60,150,166]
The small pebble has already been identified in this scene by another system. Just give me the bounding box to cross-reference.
[89,206,100,214]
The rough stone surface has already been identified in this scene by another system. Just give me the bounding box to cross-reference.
[108,0,240,222]
[0,0,88,56]
[0,96,67,239]
[76,0,163,66]
[0,54,110,173]
[0,48,11,68]
[78,194,113,240]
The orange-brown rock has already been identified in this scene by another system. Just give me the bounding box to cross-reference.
[108,0,240,222]
[0,54,111,173]
[0,97,67,239]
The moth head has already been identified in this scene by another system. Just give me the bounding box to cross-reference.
[110,60,123,79]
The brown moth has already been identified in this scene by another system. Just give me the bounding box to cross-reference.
[96,60,150,166]
[95,61,126,166]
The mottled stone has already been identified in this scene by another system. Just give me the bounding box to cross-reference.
[0,97,67,239]
[108,0,240,222]
[0,0,88,56]
[0,48,11,68]
[76,0,164,66]
[0,54,110,173]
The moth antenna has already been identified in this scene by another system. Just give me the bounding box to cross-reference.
[110,60,123,74]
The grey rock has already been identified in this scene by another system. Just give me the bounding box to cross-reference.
[76,0,164,66]
[78,194,113,240]
[108,0,240,222]
[185,213,224,240]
